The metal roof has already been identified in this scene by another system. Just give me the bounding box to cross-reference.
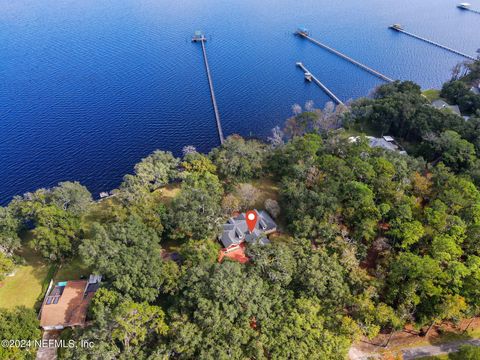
[219,209,276,248]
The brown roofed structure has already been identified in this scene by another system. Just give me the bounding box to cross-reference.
[40,276,100,330]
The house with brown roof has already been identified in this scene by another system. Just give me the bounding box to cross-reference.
[39,275,101,330]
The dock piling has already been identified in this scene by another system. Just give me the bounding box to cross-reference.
[389,24,476,60]
[192,32,225,144]
[296,62,344,105]
[295,29,394,83]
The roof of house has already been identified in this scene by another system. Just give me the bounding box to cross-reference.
[431,99,449,108]
[431,99,461,115]
[40,277,101,329]
[218,242,250,264]
[219,210,276,249]
[348,135,407,154]
[368,137,399,151]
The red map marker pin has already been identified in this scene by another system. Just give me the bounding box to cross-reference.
[246,210,258,233]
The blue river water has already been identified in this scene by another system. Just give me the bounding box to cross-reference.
[1,0,479,203]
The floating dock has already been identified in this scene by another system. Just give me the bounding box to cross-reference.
[458,3,480,14]
[296,62,344,105]
[295,29,394,83]
[389,24,476,60]
[192,31,225,144]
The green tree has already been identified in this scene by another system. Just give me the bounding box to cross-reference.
[89,288,121,326]
[59,298,166,359]
[385,252,444,324]
[450,345,480,359]
[179,239,220,268]
[168,172,223,240]
[426,130,476,172]
[341,181,380,241]
[246,242,296,287]
[112,300,168,351]
[80,217,166,302]
[441,80,480,114]
[31,205,81,261]
[50,181,92,216]
[0,206,21,256]
[132,150,179,191]
[351,290,403,340]
[181,152,217,176]
[0,307,41,360]
[295,245,351,308]
[387,219,424,249]
[265,297,358,360]
[169,261,271,359]
[210,135,266,183]
[0,252,15,280]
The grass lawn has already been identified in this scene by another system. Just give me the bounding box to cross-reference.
[417,356,449,360]
[161,238,187,253]
[422,89,441,102]
[54,257,91,282]
[347,121,384,138]
[269,232,295,244]
[156,184,181,205]
[0,246,54,309]
[248,178,280,208]
[425,325,480,347]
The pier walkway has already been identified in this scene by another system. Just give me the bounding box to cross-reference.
[389,24,476,60]
[458,3,480,14]
[296,62,344,105]
[295,30,394,83]
[192,33,225,144]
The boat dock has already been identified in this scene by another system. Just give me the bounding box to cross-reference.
[295,28,394,83]
[192,31,225,144]
[389,24,476,60]
[458,3,480,14]
[296,62,344,105]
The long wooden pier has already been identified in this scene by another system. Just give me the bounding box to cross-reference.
[458,3,480,14]
[295,30,394,83]
[192,32,225,144]
[296,62,344,105]
[389,24,476,60]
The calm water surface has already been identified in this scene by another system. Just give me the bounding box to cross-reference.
[1,0,479,203]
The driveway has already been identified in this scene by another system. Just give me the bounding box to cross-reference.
[35,331,59,360]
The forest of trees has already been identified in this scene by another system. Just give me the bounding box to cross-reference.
[1,60,480,359]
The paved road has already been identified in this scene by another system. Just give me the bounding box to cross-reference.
[402,338,480,359]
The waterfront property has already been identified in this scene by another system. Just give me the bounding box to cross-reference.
[39,275,101,330]
[431,99,461,116]
[219,210,277,252]
[349,135,407,154]
[2,0,480,204]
